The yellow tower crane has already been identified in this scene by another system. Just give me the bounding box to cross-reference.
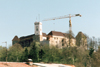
[43,14,82,46]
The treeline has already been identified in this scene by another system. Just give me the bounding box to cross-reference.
[0,41,100,67]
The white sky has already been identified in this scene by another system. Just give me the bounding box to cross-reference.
[0,0,100,47]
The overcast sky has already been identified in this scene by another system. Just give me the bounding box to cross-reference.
[0,0,100,47]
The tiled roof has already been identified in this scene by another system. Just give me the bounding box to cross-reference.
[42,33,47,37]
[19,33,47,41]
[48,31,75,39]
[19,34,35,41]
[13,31,75,41]
[0,62,31,67]
[20,34,35,39]
[48,31,64,36]
[12,36,19,41]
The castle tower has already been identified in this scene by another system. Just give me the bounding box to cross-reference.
[34,22,43,41]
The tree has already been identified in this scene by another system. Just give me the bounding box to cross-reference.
[0,46,3,50]
[75,45,90,67]
[89,47,94,58]
[24,48,28,60]
[29,42,38,62]
[39,49,45,61]
[88,37,98,51]
[7,43,23,62]
[20,48,28,62]
[0,47,6,61]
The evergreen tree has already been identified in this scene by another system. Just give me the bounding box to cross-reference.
[89,47,94,58]
[24,48,28,60]
[39,49,45,61]
[20,48,28,62]
[29,42,38,62]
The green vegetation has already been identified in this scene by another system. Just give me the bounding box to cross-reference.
[0,40,100,67]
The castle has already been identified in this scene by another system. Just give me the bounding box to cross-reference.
[12,22,87,49]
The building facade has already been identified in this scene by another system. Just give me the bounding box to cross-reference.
[12,22,87,48]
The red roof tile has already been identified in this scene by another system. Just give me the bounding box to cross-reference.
[42,33,47,37]
[0,62,31,67]
[48,31,64,36]
[48,31,75,39]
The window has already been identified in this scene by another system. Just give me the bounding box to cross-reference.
[36,26,38,31]
[62,43,64,46]
[36,28,38,31]
[35,23,39,25]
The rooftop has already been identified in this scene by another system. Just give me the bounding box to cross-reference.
[0,62,31,67]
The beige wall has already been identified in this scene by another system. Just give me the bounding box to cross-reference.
[49,35,64,47]
[70,39,76,47]
[49,35,76,48]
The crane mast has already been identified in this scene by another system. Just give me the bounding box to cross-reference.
[43,14,81,46]
[43,14,81,30]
